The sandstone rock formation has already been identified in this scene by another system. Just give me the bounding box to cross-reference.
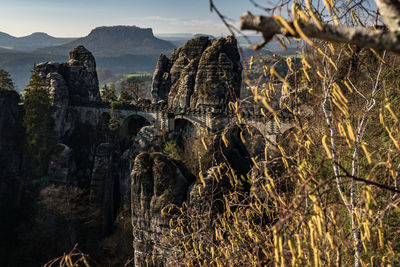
[190,36,242,109]
[151,36,242,109]
[134,126,160,151]
[151,54,171,103]
[35,45,101,104]
[62,46,100,102]
[131,152,194,266]
[90,143,119,235]
[47,72,69,140]
[35,46,101,139]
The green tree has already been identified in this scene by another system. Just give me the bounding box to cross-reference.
[100,83,117,102]
[0,69,15,91]
[23,70,55,177]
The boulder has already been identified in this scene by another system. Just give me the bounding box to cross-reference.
[134,126,160,151]
[131,152,194,266]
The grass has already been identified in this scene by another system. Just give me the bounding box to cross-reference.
[123,73,152,78]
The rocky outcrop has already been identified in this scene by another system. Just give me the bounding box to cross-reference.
[168,37,211,108]
[131,152,194,266]
[190,36,242,109]
[134,126,160,151]
[34,46,101,140]
[47,72,69,139]
[61,46,100,102]
[151,54,171,103]
[90,143,119,235]
[118,126,161,209]
[35,45,101,104]
[151,36,242,109]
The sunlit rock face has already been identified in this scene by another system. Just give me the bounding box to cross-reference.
[130,152,194,266]
[190,36,242,109]
[151,54,171,104]
[151,36,242,109]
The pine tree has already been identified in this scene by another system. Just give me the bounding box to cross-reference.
[23,70,55,177]
[0,69,15,91]
[101,83,117,102]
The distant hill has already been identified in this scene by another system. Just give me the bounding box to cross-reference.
[0,32,76,51]
[38,26,176,56]
[0,26,177,90]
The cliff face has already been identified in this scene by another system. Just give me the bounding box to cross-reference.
[151,36,242,109]
[131,152,195,266]
[35,45,101,140]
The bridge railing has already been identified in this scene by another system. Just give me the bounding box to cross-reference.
[69,99,293,122]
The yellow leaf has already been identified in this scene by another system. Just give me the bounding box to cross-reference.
[322,135,332,159]
[201,138,208,151]
[306,0,324,30]
[199,171,206,188]
[249,56,254,70]
[222,133,229,148]
[361,143,372,164]
[273,15,296,35]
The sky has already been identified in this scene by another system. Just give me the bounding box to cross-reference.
[0,0,262,37]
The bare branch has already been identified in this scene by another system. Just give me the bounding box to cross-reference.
[240,11,400,53]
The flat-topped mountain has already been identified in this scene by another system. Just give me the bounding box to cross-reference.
[0,31,76,51]
[38,26,176,56]
[0,26,177,90]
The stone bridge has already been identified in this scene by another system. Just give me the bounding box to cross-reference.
[70,100,294,143]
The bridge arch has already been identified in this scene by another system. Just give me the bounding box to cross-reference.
[119,114,151,149]
[174,118,198,140]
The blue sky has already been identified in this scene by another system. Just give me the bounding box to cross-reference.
[0,0,261,37]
